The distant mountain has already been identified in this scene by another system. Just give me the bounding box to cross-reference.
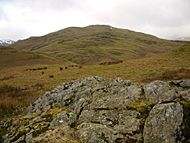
[0,39,15,46]
[12,25,183,65]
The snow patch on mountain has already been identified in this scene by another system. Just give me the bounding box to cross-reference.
[0,39,15,46]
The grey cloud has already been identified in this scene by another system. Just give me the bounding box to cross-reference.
[0,9,4,20]
[0,5,7,21]
[0,0,190,40]
[95,0,190,39]
[0,26,31,40]
[4,0,79,11]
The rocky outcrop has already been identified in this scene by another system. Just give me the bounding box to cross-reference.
[1,77,190,143]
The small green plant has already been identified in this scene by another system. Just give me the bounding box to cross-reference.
[127,101,153,113]
[126,100,154,129]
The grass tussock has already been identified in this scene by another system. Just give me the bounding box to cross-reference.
[0,85,36,118]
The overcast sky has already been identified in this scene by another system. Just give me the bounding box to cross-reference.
[0,0,190,40]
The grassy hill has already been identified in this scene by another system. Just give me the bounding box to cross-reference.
[12,25,183,65]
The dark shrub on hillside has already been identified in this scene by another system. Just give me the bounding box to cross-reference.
[49,75,54,78]
[26,66,48,71]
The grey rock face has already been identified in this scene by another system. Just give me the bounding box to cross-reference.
[2,77,190,143]
[76,123,114,143]
[179,80,190,88]
[179,89,190,102]
[27,76,138,114]
[143,102,190,143]
[50,111,76,128]
[144,80,178,104]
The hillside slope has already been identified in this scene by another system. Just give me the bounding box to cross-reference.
[12,25,182,64]
[0,47,60,68]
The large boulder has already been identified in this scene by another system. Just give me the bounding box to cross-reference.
[143,102,190,143]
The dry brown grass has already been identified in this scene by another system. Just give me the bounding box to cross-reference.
[0,85,38,118]
[142,68,190,82]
